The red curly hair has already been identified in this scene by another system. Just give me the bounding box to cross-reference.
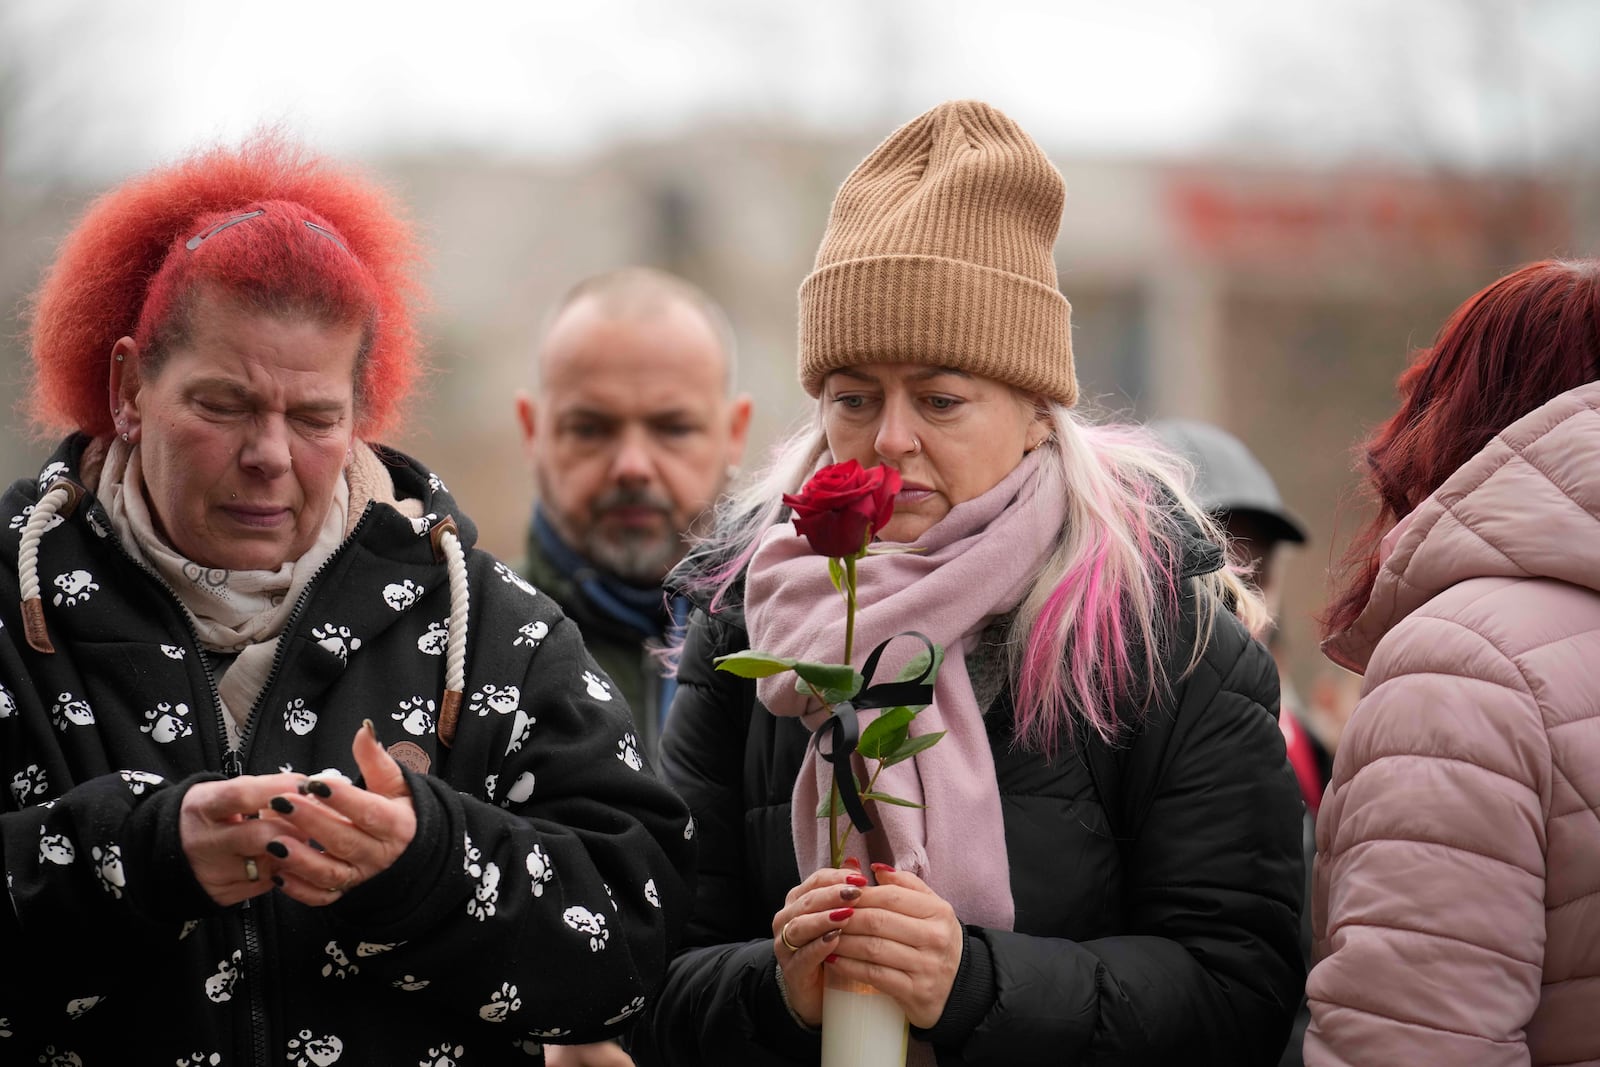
[25,134,426,440]
[1325,258,1600,638]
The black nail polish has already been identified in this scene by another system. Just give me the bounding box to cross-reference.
[306,780,333,799]
[269,796,294,815]
[265,840,289,859]
[296,780,312,795]
[271,875,285,888]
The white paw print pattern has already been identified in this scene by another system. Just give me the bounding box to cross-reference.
[418,1045,463,1067]
[464,832,501,922]
[179,920,200,941]
[502,771,535,806]
[417,620,449,656]
[0,684,14,720]
[493,561,539,598]
[120,770,165,795]
[478,982,522,1023]
[204,951,241,1003]
[684,817,696,841]
[311,624,362,663]
[644,878,660,908]
[392,696,436,736]
[382,580,424,611]
[606,996,647,1026]
[523,1028,570,1042]
[283,697,318,737]
[321,941,358,980]
[525,844,553,896]
[513,620,548,649]
[92,844,125,898]
[394,974,430,992]
[36,1047,82,1066]
[160,644,186,659]
[36,462,68,490]
[176,1054,222,1066]
[467,684,521,717]
[0,1017,10,1037]
[50,692,94,731]
[12,764,48,804]
[140,701,192,744]
[616,734,643,772]
[562,905,610,951]
[38,826,74,865]
[356,941,402,957]
[582,671,614,702]
[409,512,439,537]
[427,473,449,495]
[64,996,101,1020]
[286,1030,343,1066]
[51,569,99,607]
[8,505,63,534]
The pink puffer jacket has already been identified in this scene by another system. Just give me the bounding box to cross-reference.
[1308,382,1600,1067]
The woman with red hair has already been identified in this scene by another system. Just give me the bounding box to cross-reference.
[1309,259,1600,1065]
[0,137,693,1063]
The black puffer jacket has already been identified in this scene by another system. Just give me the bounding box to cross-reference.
[0,437,695,1066]
[637,532,1304,1066]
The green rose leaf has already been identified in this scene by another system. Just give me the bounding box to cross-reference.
[880,730,946,768]
[857,706,914,760]
[793,661,863,703]
[714,650,798,678]
[860,790,926,809]
[828,556,846,594]
[893,643,945,712]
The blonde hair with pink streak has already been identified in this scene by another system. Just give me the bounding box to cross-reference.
[679,399,1266,754]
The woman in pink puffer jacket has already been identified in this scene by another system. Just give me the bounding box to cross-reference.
[1309,259,1600,1067]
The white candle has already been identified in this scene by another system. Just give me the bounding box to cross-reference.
[821,977,908,1067]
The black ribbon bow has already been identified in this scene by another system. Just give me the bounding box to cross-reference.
[810,630,938,835]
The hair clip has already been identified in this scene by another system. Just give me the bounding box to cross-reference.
[185,209,265,251]
[303,220,351,253]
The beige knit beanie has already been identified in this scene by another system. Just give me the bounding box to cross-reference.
[799,99,1076,406]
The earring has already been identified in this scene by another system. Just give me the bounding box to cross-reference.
[120,432,129,443]
[114,353,124,363]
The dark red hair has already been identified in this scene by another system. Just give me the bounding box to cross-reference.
[25,134,426,439]
[1325,258,1600,637]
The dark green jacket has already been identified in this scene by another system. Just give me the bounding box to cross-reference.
[520,530,670,761]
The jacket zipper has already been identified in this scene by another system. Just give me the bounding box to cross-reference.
[99,500,373,1067]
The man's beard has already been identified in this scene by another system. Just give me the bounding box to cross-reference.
[583,488,688,586]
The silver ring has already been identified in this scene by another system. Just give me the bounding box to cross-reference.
[779,919,801,953]
[243,857,260,882]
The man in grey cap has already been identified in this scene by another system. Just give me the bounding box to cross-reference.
[1151,418,1325,1067]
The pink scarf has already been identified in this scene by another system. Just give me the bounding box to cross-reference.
[746,451,1064,931]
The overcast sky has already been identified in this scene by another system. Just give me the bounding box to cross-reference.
[3,0,1598,181]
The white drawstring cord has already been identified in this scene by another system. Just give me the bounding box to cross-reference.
[18,481,81,654]
[431,518,470,746]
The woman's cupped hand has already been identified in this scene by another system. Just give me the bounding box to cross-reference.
[772,861,964,1030]
[180,720,416,907]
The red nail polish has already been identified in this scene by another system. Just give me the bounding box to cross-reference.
[870,862,896,873]
[845,873,868,887]
[825,954,838,964]
[841,857,861,869]
[828,907,853,921]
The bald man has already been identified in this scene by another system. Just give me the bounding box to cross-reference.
[515,268,752,763]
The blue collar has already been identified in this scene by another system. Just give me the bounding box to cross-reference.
[532,507,669,638]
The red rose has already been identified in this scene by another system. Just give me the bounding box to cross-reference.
[781,460,902,559]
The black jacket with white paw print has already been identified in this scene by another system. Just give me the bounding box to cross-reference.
[0,436,695,1067]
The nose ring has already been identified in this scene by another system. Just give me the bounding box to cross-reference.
[909,435,922,456]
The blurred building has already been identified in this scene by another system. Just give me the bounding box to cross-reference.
[0,125,1592,692]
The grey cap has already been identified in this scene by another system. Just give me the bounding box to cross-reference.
[1150,418,1308,545]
